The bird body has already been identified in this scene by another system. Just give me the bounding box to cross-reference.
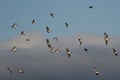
[7,67,12,74]
[46,26,51,33]
[65,22,68,28]
[32,19,35,24]
[50,13,54,18]
[11,46,17,52]
[113,48,118,56]
[78,39,82,46]
[104,32,109,45]
[11,23,18,29]
[17,68,24,73]
[66,48,71,58]
[94,67,99,76]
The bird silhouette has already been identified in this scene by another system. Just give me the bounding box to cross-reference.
[84,48,88,52]
[53,37,58,41]
[66,48,71,59]
[11,23,18,29]
[26,39,31,41]
[50,13,54,18]
[54,48,60,53]
[104,32,109,45]
[7,67,12,74]
[112,48,118,56]
[46,26,51,33]
[65,22,68,28]
[94,67,100,76]
[89,5,93,9]
[32,19,35,24]
[11,46,17,52]
[20,31,25,35]
[78,38,82,46]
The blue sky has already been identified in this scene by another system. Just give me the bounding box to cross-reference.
[0,0,120,40]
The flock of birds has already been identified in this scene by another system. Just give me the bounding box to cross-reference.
[4,5,118,78]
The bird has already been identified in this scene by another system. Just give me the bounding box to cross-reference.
[94,67,100,76]
[54,48,60,53]
[50,13,54,18]
[112,48,118,56]
[49,47,54,53]
[53,37,58,41]
[78,38,82,46]
[7,67,12,74]
[84,48,88,52]
[17,68,24,73]
[20,31,25,35]
[104,32,109,45]
[46,26,51,33]
[11,23,18,29]
[32,19,35,24]
[65,22,68,28]
[89,5,93,9]
[26,39,30,41]
[11,46,17,52]
[66,48,71,58]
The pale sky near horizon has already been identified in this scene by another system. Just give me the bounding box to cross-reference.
[0,0,120,40]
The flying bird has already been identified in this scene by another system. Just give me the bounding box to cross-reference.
[46,26,51,33]
[11,46,17,52]
[53,37,58,41]
[26,39,31,41]
[20,31,25,35]
[50,13,54,18]
[65,22,68,28]
[104,32,109,45]
[11,23,18,29]
[32,19,35,24]
[84,48,88,52]
[49,47,54,53]
[94,67,100,76]
[54,48,60,53]
[78,38,82,46]
[89,5,93,9]
[112,48,118,56]
[66,48,71,58]
[17,68,24,73]
[7,67,12,74]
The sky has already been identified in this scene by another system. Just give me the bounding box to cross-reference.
[0,0,120,80]
[0,0,120,40]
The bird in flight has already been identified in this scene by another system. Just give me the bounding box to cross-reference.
[50,13,54,18]
[65,22,68,28]
[94,67,100,76]
[32,19,35,24]
[104,32,109,45]
[84,48,88,52]
[26,39,31,41]
[46,26,51,33]
[7,67,12,74]
[78,38,82,46]
[11,23,18,29]
[20,31,25,35]
[53,37,58,41]
[54,48,60,54]
[66,48,71,59]
[89,5,93,9]
[11,46,17,52]
[17,68,24,73]
[112,48,118,56]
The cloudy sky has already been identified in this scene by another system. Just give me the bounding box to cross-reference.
[0,0,120,80]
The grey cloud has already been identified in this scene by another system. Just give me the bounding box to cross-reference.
[0,32,120,80]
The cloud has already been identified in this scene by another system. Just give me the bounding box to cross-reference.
[0,31,120,80]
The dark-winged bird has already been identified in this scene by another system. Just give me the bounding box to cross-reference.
[112,48,118,56]
[89,5,93,9]
[54,48,60,54]
[11,23,18,29]
[46,26,51,33]
[78,38,82,46]
[94,67,100,76]
[7,67,12,74]
[66,48,71,59]
[104,32,109,45]
[84,48,88,52]
[32,19,35,24]
[50,13,54,18]
[20,31,25,35]
[65,22,68,28]
[26,39,31,41]
[11,46,17,52]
